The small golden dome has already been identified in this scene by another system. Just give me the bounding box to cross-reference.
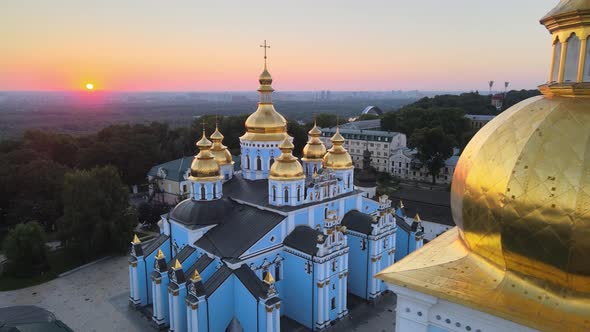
[210,126,233,165]
[269,137,304,181]
[302,123,327,161]
[189,131,221,181]
[259,67,273,86]
[323,128,353,170]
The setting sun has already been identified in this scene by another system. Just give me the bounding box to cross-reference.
[85,83,94,90]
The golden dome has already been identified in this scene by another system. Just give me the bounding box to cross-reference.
[452,95,590,294]
[210,126,233,165]
[240,65,288,142]
[189,131,221,181]
[541,0,590,30]
[302,123,327,162]
[269,137,304,181]
[323,128,353,170]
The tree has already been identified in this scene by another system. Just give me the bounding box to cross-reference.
[59,166,135,260]
[380,111,399,132]
[137,201,170,226]
[3,222,48,276]
[409,127,455,184]
[315,113,338,128]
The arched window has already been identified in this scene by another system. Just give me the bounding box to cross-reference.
[347,174,351,188]
[213,183,217,199]
[269,158,275,169]
[297,186,301,201]
[246,155,250,170]
[565,34,581,82]
[284,187,289,203]
[584,36,590,81]
[552,39,562,82]
[257,156,262,171]
[200,184,206,200]
[313,166,318,174]
[272,186,277,201]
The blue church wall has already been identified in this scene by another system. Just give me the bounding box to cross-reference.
[170,222,189,249]
[361,198,379,214]
[294,211,308,228]
[234,277,258,332]
[198,300,208,332]
[199,258,218,282]
[282,250,313,328]
[344,196,357,212]
[141,239,171,305]
[346,233,368,298]
[395,227,410,262]
[207,274,235,332]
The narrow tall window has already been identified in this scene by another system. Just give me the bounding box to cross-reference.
[331,297,336,310]
[246,155,251,169]
[275,264,281,281]
[284,188,289,203]
[213,183,217,199]
[297,187,301,201]
[200,184,206,200]
[565,34,581,82]
[257,156,262,171]
[584,36,590,81]
[269,158,275,169]
[272,186,277,201]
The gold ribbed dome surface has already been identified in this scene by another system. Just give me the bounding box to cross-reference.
[302,124,327,161]
[241,66,288,142]
[189,132,221,181]
[269,138,304,180]
[542,0,590,20]
[452,95,590,293]
[323,128,353,170]
[210,127,233,165]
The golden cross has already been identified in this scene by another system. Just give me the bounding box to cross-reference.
[260,40,270,65]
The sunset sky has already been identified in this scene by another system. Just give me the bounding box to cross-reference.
[1,0,556,92]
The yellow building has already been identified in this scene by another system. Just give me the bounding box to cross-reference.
[378,1,590,331]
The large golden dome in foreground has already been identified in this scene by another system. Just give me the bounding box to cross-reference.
[377,1,590,330]
[453,95,590,293]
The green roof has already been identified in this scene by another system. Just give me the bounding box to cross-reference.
[147,156,194,182]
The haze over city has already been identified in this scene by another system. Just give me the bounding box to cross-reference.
[3,0,555,92]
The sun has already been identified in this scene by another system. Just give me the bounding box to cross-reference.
[85,83,94,90]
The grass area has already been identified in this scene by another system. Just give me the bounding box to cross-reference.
[0,249,86,291]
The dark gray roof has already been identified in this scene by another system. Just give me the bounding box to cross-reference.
[204,266,233,297]
[339,119,381,130]
[147,156,194,182]
[143,234,170,256]
[391,188,454,227]
[283,226,323,255]
[341,210,373,235]
[170,198,236,228]
[234,265,270,299]
[194,202,284,259]
[185,254,214,280]
[167,245,196,267]
[224,174,361,212]
[0,306,73,332]
[396,215,412,233]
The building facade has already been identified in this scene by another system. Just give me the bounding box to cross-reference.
[389,148,460,185]
[464,114,495,130]
[320,128,406,173]
[129,60,424,331]
[147,157,194,205]
[378,2,590,331]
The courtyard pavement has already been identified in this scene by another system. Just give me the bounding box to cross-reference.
[0,255,396,332]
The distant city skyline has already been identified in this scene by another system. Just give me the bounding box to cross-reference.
[2,0,555,92]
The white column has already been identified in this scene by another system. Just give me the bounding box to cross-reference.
[266,308,273,332]
[168,293,174,329]
[337,275,343,315]
[132,268,139,301]
[152,283,159,319]
[129,267,135,300]
[191,307,199,332]
[274,307,280,332]
[324,283,330,324]
[317,283,324,326]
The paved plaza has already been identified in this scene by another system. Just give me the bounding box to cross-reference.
[0,256,395,331]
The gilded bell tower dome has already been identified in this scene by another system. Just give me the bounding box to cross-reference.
[322,128,353,170]
[210,124,235,181]
[269,138,304,181]
[301,121,327,175]
[378,1,590,330]
[188,129,223,201]
[240,41,289,181]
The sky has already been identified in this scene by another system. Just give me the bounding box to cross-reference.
[1,0,557,92]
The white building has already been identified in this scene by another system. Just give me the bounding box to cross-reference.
[390,148,460,184]
[320,128,406,172]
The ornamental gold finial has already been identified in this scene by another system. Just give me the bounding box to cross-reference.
[173,259,182,270]
[191,269,202,282]
[132,234,141,244]
[414,213,421,222]
[399,200,405,209]
[156,249,165,259]
[264,271,275,285]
